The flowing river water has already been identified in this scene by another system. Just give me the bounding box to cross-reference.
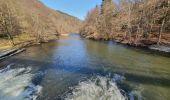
[0,34,170,100]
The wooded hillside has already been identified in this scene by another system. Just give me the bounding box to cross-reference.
[0,0,82,47]
[81,0,170,46]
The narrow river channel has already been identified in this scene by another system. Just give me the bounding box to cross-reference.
[0,34,170,100]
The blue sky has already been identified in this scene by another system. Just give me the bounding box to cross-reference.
[40,0,102,20]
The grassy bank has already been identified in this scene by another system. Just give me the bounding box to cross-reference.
[0,33,59,51]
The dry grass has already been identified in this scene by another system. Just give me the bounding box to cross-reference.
[0,34,33,50]
[0,33,59,51]
[0,0,82,51]
[0,39,12,50]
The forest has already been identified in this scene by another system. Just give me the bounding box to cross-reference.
[0,0,81,49]
[80,0,170,46]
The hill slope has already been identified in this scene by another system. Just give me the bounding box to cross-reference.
[0,0,82,49]
[1,0,82,35]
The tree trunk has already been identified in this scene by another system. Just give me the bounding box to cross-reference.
[4,18,15,46]
[135,25,140,46]
[157,1,169,45]
[128,3,132,43]
[7,33,15,46]
[157,18,165,45]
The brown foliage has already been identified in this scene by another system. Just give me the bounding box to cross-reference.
[0,0,21,45]
[0,0,82,45]
[81,0,170,45]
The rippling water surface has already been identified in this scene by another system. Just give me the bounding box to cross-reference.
[0,34,170,100]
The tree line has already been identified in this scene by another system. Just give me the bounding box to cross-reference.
[0,0,82,47]
[80,0,170,46]
[0,0,20,46]
[0,0,48,46]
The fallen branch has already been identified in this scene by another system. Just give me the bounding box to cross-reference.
[0,48,26,61]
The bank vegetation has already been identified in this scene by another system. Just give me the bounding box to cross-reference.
[0,0,82,50]
[80,0,170,47]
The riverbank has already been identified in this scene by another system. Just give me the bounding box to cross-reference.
[81,34,170,56]
[0,34,59,49]
[113,38,170,54]
[0,33,59,60]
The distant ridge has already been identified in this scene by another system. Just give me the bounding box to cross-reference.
[1,0,82,35]
[56,10,82,21]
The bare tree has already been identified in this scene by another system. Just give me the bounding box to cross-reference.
[157,0,169,45]
[81,0,170,45]
[0,1,21,46]
[31,14,47,43]
[80,6,100,38]
[100,0,116,39]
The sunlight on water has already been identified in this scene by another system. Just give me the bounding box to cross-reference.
[0,64,42,100]
[64,75,126,100]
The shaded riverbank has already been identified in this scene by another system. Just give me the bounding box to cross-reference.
[81,35,170,56]
[114,39,170,56]
[0,34,60,61]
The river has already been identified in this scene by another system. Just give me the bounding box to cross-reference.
[0,34,170,100]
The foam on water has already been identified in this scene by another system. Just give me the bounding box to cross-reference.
[64,76,126,100]
[0,64,42,100]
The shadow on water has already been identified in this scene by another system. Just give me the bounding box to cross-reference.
[88,39,170,57]
[8,57,170,88]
